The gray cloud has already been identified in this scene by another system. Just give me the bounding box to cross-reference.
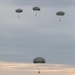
[0,0,75,65]
[0,62,74,75]
[9,0,75,7]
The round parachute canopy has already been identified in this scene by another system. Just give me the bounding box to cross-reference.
[56,11,65,16]
[33,6,40,11]
[15,9,23,13]
[33,57,46,63]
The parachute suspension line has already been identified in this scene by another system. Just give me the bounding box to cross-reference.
[37,67,40,74]
[35,12,37,16]
[18,15,20,18]
[59,17,61,22]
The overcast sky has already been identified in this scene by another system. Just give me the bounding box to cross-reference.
[0,0,75,65]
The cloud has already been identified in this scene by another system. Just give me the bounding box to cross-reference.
[9,0,75,7]
[0,62,75,75]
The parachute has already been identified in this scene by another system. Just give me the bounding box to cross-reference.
[56,11,65,21]
[33,57,46,63]
[33,6,41,16]
[15,9,23,18]
[33,57,46,74]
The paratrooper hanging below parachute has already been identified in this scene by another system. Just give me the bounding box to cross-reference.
[33,57,46,74]
[15,8,23,18]
[33,6,41,16]
[56,11,65,22]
